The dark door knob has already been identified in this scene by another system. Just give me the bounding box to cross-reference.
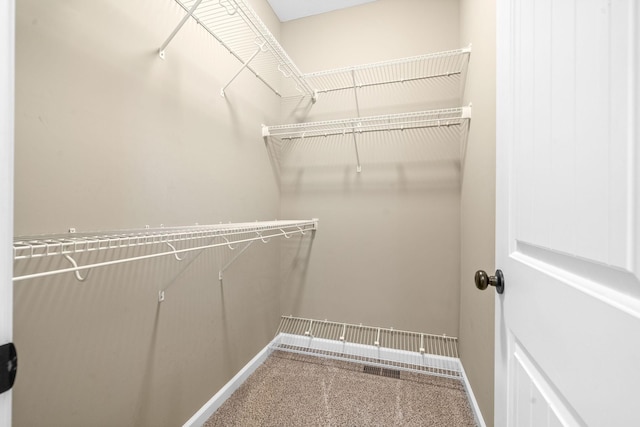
[475,269,505,294]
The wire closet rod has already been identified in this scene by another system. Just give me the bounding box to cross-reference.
[13,219,317,282]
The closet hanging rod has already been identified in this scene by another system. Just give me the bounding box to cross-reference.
[13,220,318,282]
[262,106,472,139]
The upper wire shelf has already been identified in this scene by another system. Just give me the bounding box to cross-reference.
[13,219,318,283]
[159,0,315,99]
[303,46,471,96]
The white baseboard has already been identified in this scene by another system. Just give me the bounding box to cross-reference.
[183,333,485,427]
[181,342,275,427]
[459,363,487,427]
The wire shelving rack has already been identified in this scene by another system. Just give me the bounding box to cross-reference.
[273,316,462,379]
[13,219,318,283]
[303,46,471,97]
[263,106,472,172]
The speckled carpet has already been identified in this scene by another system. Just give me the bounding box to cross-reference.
[204,351,476,426]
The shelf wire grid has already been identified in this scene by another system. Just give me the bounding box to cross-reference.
[264,107,470,140]
[13,220,317,281]
[273,316,462,379]
[303,47,471,95]
[168,0,313,98]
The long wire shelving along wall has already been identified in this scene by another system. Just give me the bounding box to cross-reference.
[263,106,472,173]
[158,0,470,105]
[302,46,471,99]
[159,0,315,100]
[13,219,318,285]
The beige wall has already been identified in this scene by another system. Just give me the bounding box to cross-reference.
[13,0,496,425]
[459,0,496,424]
[13,0,290,426]
[278,0,463,335]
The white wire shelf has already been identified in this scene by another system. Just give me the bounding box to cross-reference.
[303,46,471,96]
[159,0,315,99]
[13,219,318,282]
[263,106,471,140]
[263,106,471,173]
[273,316,462,379]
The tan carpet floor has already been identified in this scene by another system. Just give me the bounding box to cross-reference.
[204,351,476,426]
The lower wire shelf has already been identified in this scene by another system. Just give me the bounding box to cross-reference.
[272,315,462,380]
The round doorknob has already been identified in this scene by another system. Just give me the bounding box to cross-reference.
[475,269,505,294]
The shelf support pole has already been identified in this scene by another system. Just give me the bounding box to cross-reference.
[351,70,361,117]
[158,0,204,59]
[218,240,255,282]
[221,43,265,97]
[351,131,362,173]
[350,70,362,173]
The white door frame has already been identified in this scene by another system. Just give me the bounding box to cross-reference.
[0,0,15,425]
[494,0,511,424]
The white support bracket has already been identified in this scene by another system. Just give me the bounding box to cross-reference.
[351,70,361,118]
[221,42,265,97]
[352,131,362,173]
[218,240,255,282]
[461,103,473,119]
[158,0,204,60]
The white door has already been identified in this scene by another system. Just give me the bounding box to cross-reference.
[0,1,14,426]
[496,0,640,426]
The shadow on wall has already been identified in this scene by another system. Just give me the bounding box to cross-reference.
[263,123,466,194]
[280,230,316,316]
[11,238,282,426]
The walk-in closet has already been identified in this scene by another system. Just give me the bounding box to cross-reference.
[5,0,497,425]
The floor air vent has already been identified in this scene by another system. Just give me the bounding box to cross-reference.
[363,365,401,379]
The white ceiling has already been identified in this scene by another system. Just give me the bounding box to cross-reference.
[266,0,378,22]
